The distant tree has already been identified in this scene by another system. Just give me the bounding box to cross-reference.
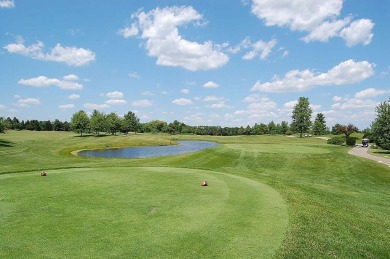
[331,123,342,135]
[122,111,140,134]
[0,117,8,133]
[11,117,21,130]
[53,119,63,131]
[280,121,289,135]
[267,121,276,135]
[312,113,327,135]
[106,112,122,135]
[71,110,90,136]
[63,121,71,131]
[90,110,106,135]
[337,124,358,138]
[371,97,390,150]
[42,120,53,131]
[291,97,312,138]
[252,123,268,135]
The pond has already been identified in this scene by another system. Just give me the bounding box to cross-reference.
[78,140,219,159]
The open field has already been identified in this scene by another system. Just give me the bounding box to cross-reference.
[1,131,390,258]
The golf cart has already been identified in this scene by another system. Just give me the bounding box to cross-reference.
[362,138,369,147]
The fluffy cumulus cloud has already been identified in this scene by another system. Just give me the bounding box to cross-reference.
[250,0,374,46]
[68,94,80,100]
[203,81,219,88]
[4,40,95,66]
[18,75,83,90]
[14,98,40,107]
[354,88,390,99]
[242,39,277,60]
[132,99,153,107]
[119,6,228,71]
[251,59,375,93]
[172,98,193,106]
[105,91,124,99]
[0,0,14,8]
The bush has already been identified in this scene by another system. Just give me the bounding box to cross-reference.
[346,137,357,146]
[327,136,345,145]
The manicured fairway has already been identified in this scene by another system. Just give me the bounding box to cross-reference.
[0,167,287,258]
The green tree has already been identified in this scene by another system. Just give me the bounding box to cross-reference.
[291,97,312,138]
[337,124,358,138]
[106,112,122,135]
[280,121,289,135]
[371,97,390,150]
[0,117,8,133]
[122,111,140,134]
[71,110,90,136]
[90,110,106,135]
[267,121,276,135]
[312,113,327,136]
[53,119,63,131]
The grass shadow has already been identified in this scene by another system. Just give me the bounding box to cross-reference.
[0,139,14,147]
[73,134,112,138]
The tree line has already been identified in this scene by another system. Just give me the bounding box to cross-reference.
[1,96,389,149]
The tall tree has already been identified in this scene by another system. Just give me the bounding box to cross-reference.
[291,97,312,138]
[106,112,122,135]
[312,113,327,136]
[267,121,276,135]
[371,97,390,150]
[71,110,90,136]
[122,111,140,134]
[280,121,289,135]
[0,117,8,133]
[90,109,106,135]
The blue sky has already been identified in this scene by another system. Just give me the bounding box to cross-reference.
[1,0,389,129]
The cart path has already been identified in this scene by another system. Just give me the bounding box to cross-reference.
[348,146,390,166]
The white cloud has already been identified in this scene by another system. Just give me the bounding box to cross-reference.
[0,0,14,8]
[331,98,377,110]
[339,19,374,47]
[132,99,153,107]
[15,98,40,107]
[303,17,351,43]
[242,39,277,60]
[250,0,374,46]
[204,96,225,102]
[354,88,390,99]
[119,6,229,71]
[68,94,80,100]
[172,98,192,105]
[83,103,110,109]
[18,75,83,90]
[251,59,375,93]
[333,96,342,102]
[4,40,95,66]
[105,91,124,99]
[210,102,229,109]
[181,88,189,94]
[0,104,6,109]
[63,74,79,81]
[59,104,75,110]
[105,99,127,105]
[142,91,154,96]
[203,81,219,88]
[118,24,139,38]
[284,100,298,109]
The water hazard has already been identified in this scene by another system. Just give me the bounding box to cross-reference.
[78,140,218,158]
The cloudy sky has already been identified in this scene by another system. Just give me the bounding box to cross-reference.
[1,0,389,129]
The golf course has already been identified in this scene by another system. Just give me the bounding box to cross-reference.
[1,131,390,258]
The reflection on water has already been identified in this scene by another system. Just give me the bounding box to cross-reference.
[79,140,218,158]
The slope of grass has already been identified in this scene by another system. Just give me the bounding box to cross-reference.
[0,167,287,258]
[1,130,390,258]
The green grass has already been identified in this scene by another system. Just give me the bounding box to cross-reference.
[0,167,287,258]
[1,131,390,258]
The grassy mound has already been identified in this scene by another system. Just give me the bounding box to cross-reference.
[0,167,287,258]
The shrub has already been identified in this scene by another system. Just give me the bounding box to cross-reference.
[327,136,345,145]
[346,137,357,146]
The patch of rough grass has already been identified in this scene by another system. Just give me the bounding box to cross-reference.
[0,167,287,258]
[225,143,330,154]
